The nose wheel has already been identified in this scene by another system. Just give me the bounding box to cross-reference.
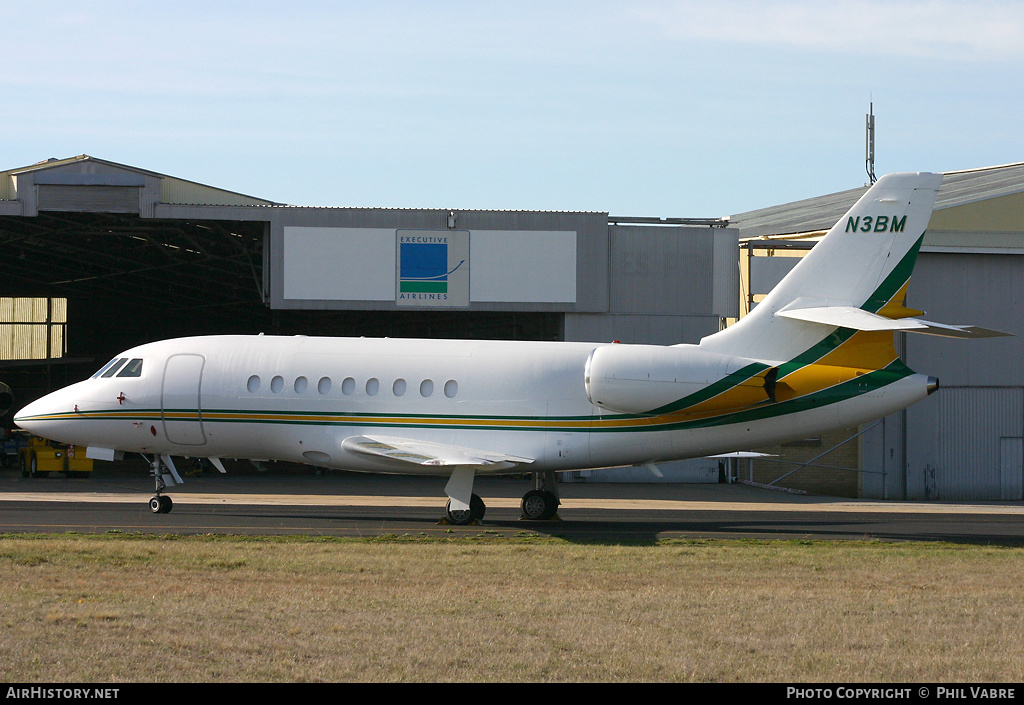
[146,454,181,514]
[149,495,173,514]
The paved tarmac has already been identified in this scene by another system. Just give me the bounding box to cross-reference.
[2,460,1024,543]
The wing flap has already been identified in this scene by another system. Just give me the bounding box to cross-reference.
[776,305,1010,339]
[341,434,534,470]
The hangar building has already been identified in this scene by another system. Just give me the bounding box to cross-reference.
[4,155,1021,499]
[0,155,736,482]
[735,163,1024,500]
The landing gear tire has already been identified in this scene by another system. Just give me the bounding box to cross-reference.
[149,495,173,514]
[445,494,486,525]
[521,489,559,520]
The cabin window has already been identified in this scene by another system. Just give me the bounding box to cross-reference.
[393,378,406,396]
[271,376,284,393]
[366,378,379,396]
[444,379,458,398]
[294,376,308,394]
[318,377,332,394]
[341,377,355,395]
[420,379,434,397]
[116,359,143,378]
[101,358,128,378]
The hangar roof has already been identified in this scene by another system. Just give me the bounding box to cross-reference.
[731,162,1024,240]
[0,154,280,207]
[0,155,272,338]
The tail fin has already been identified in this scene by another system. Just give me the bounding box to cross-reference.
[700,172,950,364]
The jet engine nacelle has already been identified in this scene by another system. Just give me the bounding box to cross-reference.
[0,382,12,417]
[584,344,774,415]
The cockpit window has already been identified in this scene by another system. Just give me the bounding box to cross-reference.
[101,358,128,378]
[92,358,121,379]
[117,359,144,378]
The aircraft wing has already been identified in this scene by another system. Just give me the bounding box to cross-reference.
[776,305,1011,338]
[341,434,534,470]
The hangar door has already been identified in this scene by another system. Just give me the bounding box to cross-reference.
[927,387,1023,500]
[161,354,207,446]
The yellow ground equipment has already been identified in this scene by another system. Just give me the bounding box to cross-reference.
[19,435,93,478]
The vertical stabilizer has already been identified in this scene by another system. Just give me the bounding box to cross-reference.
[700,172,943,363]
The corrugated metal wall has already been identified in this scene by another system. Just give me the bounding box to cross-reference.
[932,387,1023,500]
[895,386,1024,501]
[607,225,737,318]
[881,252,1024,501]
[36,185,140,213]
[608,225,714,315]
[160,178,276,206]
[562,224,736,345]
[0,298,67,360]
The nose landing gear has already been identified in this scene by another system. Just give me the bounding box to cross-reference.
[149,494,173,514]
[146,455,182,514]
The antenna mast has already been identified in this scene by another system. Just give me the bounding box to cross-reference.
[865,101,876,184]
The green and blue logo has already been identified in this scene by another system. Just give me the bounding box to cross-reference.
[396,230,470,307]
[400,239,462,294]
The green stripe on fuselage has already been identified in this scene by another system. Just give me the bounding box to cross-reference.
[644,362,772,415]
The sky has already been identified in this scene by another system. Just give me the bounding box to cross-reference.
[2,1,1023,217]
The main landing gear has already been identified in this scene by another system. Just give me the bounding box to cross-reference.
[445,493,486,525]
[441,470,561,525]
[520,489,559,521]
[520,471,560,521]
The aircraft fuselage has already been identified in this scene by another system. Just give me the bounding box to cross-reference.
[16,333,933,475]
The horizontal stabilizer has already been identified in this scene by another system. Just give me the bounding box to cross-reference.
[342,435,534,469]
[706,451,776,458]
[776,305,1011,339]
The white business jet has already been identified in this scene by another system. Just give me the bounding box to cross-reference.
[14,173,1006,523]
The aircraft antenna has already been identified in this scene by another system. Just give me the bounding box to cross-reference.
[865,101,876,184]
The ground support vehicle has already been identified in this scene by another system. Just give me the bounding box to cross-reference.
[19,435,93,478]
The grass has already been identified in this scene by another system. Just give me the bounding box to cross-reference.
[1,533,1023,682]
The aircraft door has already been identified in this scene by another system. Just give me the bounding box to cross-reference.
[161,354,207,446]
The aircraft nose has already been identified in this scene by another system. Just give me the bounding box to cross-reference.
[13,389,71,438]
[14,397,50,432]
